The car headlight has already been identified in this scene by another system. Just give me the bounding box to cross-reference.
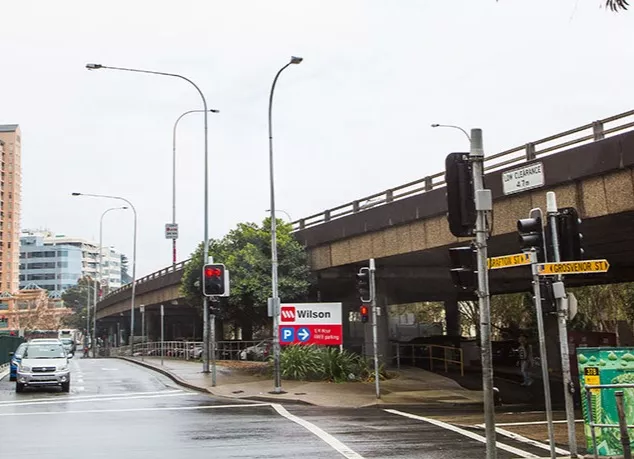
[57,364,69,371]
[19,365,31,372]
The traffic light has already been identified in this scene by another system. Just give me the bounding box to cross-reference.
[202,263,227,297]
[357,268,371,303]
[557,207,584,261]
[535,279,556,314]
[360,305,369,323]
[448,245,478,293]
[518,216,545,262]
[445,152,476,237]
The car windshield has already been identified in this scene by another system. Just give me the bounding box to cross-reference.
[61,339,73,345]
[23,344,66,359]
[14,344,27,357]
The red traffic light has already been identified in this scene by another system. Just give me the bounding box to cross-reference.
[204,267,222,278]
[360,305,368,315]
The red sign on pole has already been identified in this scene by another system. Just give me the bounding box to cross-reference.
[279,303,342,346]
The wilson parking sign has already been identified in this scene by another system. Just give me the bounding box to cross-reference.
[279,303,342,346]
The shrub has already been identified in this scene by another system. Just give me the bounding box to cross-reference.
[319,347,362,382]
[280,344,320,380]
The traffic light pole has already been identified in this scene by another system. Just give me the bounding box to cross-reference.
[546,192,578,457]
[470,128,497,459]
[369,258,380,399]
[530,249,557,459]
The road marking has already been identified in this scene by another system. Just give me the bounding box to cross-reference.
[494,427,570,456]
[271,403,365,459]
[479,419,584,427]
[0,402,271,417]
[384,409,538,458]
[0,391,189,408]
[101,368,119,371]
[0,389,184,405]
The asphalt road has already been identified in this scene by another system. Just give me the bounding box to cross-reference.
[0,358,551,458]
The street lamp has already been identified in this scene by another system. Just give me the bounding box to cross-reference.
[94,206,128,357]
[268,56,303,394]
[86,63,214,374]
[430,124,472,142]
[72,192,137,353]
[265,209,292,222]
[171,109,218,267]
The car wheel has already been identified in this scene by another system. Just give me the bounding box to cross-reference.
[61,382,70,393]
[15,382,25,393]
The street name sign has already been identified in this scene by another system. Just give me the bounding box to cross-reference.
[165,223,179,240]
[488,253,531,270]
[537,259,610,276]
[502,162,544,195]
[279,302,342,346]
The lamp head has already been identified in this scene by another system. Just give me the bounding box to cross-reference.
[86,63,103,70]
[71,192,81,196]
[431,124,440,128]
[290,56,303,65]
[122,206,128,210]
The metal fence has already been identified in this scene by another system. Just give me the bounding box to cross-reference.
[585,383,634,459]
[109,340,266,361]
[292,109,634,231]
[392,342,464,376]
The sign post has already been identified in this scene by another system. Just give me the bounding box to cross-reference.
[160,304,164,367]
[369,258,380,399]
[279,303,343,346]
[140,305,145,362]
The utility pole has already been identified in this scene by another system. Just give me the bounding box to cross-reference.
[369,258,380,399]
[470,128,496,459]
[546,191,578,457]
[530,249,557,459]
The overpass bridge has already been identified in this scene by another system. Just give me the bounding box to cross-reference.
[95,109,634,351]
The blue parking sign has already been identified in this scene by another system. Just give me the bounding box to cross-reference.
[280,327,295,343]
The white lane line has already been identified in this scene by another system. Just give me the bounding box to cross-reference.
[495,427,570,456]
[384,409,538,459]
[0,402,271,417]
[271,403,365,459]
[0,389,184,405]
[0,391,190,408]
[476,420,584,428]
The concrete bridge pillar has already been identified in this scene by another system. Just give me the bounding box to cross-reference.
[444,298,461,337]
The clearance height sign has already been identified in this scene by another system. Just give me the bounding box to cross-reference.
[279,303,343,346]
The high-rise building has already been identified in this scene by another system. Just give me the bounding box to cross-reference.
[0,125,21,294]
[19,230,125,294]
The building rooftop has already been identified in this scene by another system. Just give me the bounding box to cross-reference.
[0,124,19,132]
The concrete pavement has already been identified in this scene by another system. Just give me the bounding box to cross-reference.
[119,356,485,408]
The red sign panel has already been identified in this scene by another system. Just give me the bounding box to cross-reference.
[280,306,296,322]
[279,324,343,346]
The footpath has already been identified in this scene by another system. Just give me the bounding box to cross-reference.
[119,356,485,408]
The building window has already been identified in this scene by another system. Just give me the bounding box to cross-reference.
[57,250,68,258]
[17,301,29,310]
[0,303,8,310]
[57,261,68,268]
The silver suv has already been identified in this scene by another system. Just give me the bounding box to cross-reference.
[16,342,71,393]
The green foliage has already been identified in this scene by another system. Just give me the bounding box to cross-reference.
[61,277,101,313]
[180,219,313,337]
[62,306,89,331]
[278,345,389,383]
[280,344,321,380]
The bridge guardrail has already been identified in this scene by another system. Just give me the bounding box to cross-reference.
[292,109,634,231]
[393,342,464,376]
[109,340,267,361]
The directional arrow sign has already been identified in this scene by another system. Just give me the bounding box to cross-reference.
[297,327,311,342]
[488,253,531,270]
[537,259,610,276]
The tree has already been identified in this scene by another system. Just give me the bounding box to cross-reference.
[121,255,132,284]
[61,276,100,313]
[16,295,66,331]
[62,306,89,332]
[181,219,314,340]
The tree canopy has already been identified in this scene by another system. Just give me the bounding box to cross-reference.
[61,276,101,313]
[181,219,314,339]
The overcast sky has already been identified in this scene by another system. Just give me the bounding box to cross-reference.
[0,0,633,277]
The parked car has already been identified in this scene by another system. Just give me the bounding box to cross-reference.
[15,341,72,393]
[60,338,76,356]
[239,339,272,361]
[9,343,27,382]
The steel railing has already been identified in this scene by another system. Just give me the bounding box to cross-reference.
[584,383,634,459]
[292,109,634,231]
[393,342,464,376]
[109,340,267,361]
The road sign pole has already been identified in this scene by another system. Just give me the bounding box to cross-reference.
[546,191,578,457]
[211,299,217,387]
[369,258,380,399]
[470,128,496,459]
[530,249,557,459]
[140,305,145,362]
[160,304,164,367]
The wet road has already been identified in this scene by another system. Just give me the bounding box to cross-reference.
[0,358,549,458]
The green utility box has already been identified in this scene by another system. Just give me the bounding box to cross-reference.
[0,335,24,365]
[577,347,634,456]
